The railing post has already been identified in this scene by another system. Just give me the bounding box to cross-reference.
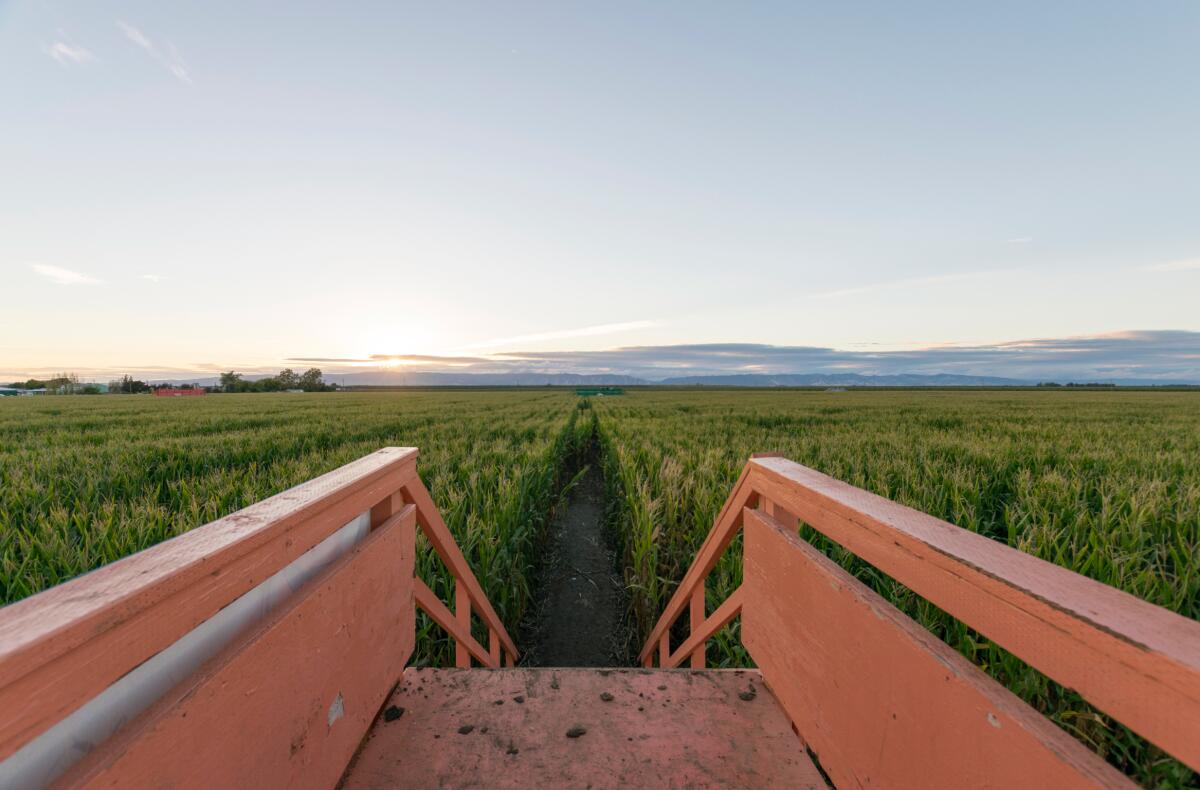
[689,584,706,668]
[658,630,670,667]
[455,579,471,668]
[370,491,405,528]
[762,497,796,531]
[488,627,500,667]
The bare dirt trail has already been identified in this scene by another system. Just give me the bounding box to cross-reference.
[520,461,630,666]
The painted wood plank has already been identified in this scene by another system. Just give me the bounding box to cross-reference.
[64,505,417,789]
[688,585,706,668]
[750,456,1200,771]
[668,586,743,670]
[343,668,826,789]
[401,478,519,661]
[413,578,493,667]
[637,462,759,664]
[0,448,417,760]
[742,508,1129,789]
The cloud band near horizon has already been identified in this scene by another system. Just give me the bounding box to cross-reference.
[282,330,1200,383]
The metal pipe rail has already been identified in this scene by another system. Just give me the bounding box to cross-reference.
[640,454,1200,787]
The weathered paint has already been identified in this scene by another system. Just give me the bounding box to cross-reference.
[0,448,418,760]
[342,668,825,789]
[640,454,1200,775]
[743,507,1129,788]
[752,456,1200,772]
[62,506,416,789]
[0,510,372,790]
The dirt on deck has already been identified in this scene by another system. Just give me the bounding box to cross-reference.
[521,463,630,666]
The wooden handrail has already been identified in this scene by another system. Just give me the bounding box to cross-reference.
[0,447,519,786]
[637,461,758,666]
[0,447,418,761]
[401,476,519,667]
[640,454,1200,775]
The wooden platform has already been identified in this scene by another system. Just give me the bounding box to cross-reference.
[341,668,825,789]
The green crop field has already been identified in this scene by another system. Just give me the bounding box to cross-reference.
[1,389,1197,784]
[0,390,582,667]
[593,389,1200,786]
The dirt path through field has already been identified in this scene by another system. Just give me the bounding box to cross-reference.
[521,462,630,666]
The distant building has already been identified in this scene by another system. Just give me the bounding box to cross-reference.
[154,388,206,397]
[0,387,46,396]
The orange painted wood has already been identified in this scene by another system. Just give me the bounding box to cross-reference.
[413,578,494,667]
[666,587,744,670]
[742,508,1129,789]
[0,447,417,760]
[688,585,706,668]
[343,668,825,789]
[66,505,417,789]
[402,477,519,661]
[638,462,759,664]
[455,579,472,668]
[489,628,501,666]
[750,456,1200,771]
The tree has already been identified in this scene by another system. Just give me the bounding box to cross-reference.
[299,368,324,391]
[108,375,150,394]
[46,373,80,395]
[276,368,299,390]
[219,371,244,393]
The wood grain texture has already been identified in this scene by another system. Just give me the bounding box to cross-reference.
[65,505,417,790]
[0,447,417,760]
[750,456,1200,771]
[742,508,1129,789]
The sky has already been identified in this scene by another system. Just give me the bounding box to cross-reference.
[2,1,1199,382]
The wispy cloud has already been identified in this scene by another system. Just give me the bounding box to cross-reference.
[30,264,102,285]
[461,319,662,350]
[43,41,94,66]
[117,20,191,83]
[1141,258,1200,273]
[809,270,1008,300]
[140,274,166,283]
[1006,237,1032,244]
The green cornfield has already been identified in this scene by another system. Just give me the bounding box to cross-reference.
[0,390,580,666]
[2,389,1197,784]
[593,389,1200,786]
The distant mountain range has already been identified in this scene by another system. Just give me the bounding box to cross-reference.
[153,370,1198,388]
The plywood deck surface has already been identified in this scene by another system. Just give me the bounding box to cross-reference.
[341,668,825,789]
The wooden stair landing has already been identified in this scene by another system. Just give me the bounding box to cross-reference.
[341,668,825,789]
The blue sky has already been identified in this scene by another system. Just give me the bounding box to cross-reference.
[2,1,1199,381]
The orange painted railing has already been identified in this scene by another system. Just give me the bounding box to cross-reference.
[0,447,515,788]
[641,454,1200,788]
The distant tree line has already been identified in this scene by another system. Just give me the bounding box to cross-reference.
[1036,382,1118,388]
[219,368,333,392]
[7,368,333,395]
[5,373,100,394]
